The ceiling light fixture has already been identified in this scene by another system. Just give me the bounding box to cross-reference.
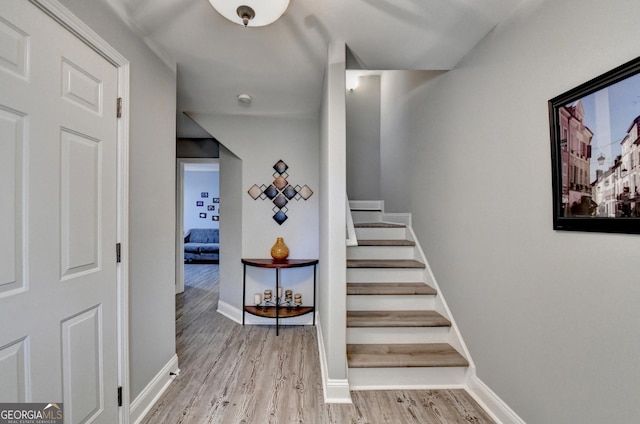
[208,0,290,27]
[238,93,252,104]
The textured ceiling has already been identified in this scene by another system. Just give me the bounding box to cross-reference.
[104,0,523,133]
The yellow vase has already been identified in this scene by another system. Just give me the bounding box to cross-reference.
[270,237,289,260]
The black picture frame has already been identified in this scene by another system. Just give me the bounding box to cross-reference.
[196,201,204,207]
[549,56,640,234]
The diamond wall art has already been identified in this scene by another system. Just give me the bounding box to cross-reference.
[247,160,314,225]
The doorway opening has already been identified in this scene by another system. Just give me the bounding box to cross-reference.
[176,159,220,293]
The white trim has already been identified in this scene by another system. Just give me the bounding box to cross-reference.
[29,1,131,423]
[381,212,412,227]
[130,354,180,424]
[406,224,476,373]
[316,316,352,404]
[348,200,384,211]
[216,299,242,324]
[345,194,358,246]
[176,158,219,294]
[466,375,526,424]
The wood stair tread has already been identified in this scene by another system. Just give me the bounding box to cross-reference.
[347,310,451,328]
[354,222,406,228]
[347,282,436,296]
[347,259,425,269]
[357,239,415,246]
[347,343,469,368]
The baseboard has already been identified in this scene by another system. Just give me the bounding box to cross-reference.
[130,354,179,424]
[217,300,242,324]
[466,375,525,424]
[315,316,352,404]
[382,212,412,226]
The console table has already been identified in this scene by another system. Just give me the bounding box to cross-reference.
[241,258,318,336]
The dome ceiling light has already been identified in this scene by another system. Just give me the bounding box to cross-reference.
[208,0,290,27]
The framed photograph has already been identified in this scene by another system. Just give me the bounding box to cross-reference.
[196,201,204,207]
[212,216,219,221]
[199,213,206,218]
[201,192,209,198]
[207,205,215,211]
[549,56,640,234]
[213,198,220,203]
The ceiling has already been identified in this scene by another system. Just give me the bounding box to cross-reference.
[104,0,524,135]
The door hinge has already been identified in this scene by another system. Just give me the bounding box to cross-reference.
[116,243,121,263]
[117,97,122,118]
[117,386,123,407]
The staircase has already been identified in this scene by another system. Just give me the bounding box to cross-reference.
[346,201,471,389]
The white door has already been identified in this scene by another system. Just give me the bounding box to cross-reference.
[0,2,119,423]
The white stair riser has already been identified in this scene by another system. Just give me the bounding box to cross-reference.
[347,367,468,390]
[351,210,383,223]
[349,200,384,211]
[347,268,425,283]
[355,227,408,240]
[347,245,416,260]
[347,326,451,345]
[347,294,435,311]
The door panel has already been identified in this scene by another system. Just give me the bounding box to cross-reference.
[0,15,29,79]
[0,2,119,422]
[60,128,101,279]
[61,307,103,423]
[0,107,26,296]
[0,337,29,402]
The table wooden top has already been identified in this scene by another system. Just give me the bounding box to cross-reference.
[241,258,318,268]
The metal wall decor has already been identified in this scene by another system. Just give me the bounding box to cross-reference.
[247,159,313,225]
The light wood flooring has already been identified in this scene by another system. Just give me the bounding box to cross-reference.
[140,264,495,424]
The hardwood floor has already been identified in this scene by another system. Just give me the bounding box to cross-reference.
[141,264,495,424]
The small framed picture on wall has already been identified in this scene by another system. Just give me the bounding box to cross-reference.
[196,201,204,206]
[199,213,206,218]
[212,216,219,221]
[207,205,215,211]
[201,192,209,198]
[213,198,220,203]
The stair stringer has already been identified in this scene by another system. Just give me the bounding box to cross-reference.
[404,224,476,379]
[346,220,477,390]
[348,200,412,226]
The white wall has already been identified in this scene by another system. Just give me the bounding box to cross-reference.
[318,42,349,402]
[346,74,381,201]
[184,168,220,232]
[380,71,445,213]
[218,144,243,319]
[59,0,177,402]
[384,0,640,422]
[188,114,320,323]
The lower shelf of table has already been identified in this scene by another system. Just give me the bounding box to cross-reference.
[244,305,314,319]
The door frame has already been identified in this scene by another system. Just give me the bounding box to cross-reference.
[30,1,131,422]
[176,158,219,294]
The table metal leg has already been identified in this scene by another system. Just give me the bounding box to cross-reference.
[275,268,280,336]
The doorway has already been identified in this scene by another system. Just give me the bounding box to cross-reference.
[176,159,220,293]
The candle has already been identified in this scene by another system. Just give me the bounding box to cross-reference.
[285,289,293,301]
[294,293,302,305]
[278,287,283,298]
[264,289,272,301]
[254,293,262,305]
